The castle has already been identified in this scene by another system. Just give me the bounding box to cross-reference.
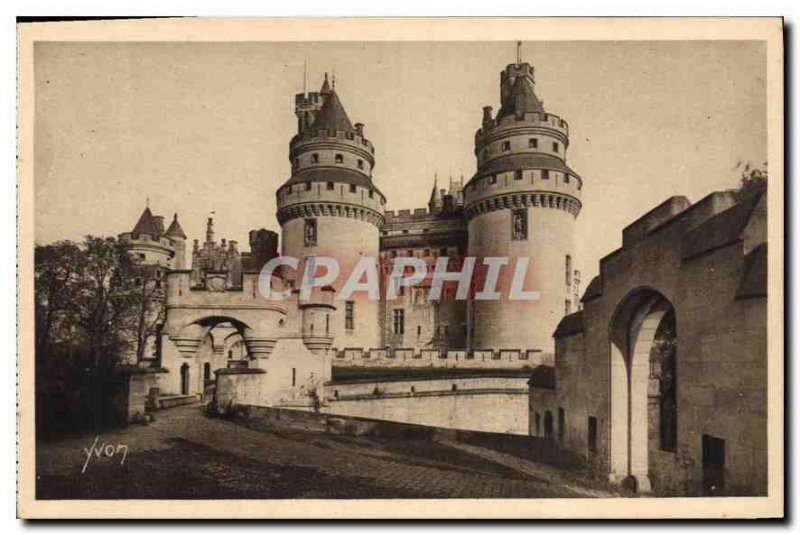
[122,54,582,391]
[117,53,767,495]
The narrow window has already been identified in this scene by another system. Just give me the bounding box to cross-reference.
[291,368,296,387]
[542,169,550,179]
[417,325,421,337]
[588,417,598,453]
[552,141,559,153]
[305,182,312,191]
[564,173,570,184]
[565,299,572,314]
[529,138,538,149]
[565,255,572,286]
[326,181,334,190]
[335,154,343,164]
[501,140,511,151]
[311,153,319,163]
[228,350,233,359]
[349,184,357,193]
[325,314,330,334]
[357,159,364,169]
[368,189,374,198]
[393,309,405,335]
[515,169,523,180]
[558,407,565,442]
[489,174,497,184]
[345,301,355,330]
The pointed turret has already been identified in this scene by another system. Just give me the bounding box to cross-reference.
[131,206,161,237]
[165,213,187,239]
[428,176,443,213]
[320,72,332,95]
[309,89,354,133]
[497,63,544,120]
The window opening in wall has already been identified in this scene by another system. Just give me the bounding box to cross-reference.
[393,309,405,335]
[501,141,511,151]
[553,141,559,153]
[345,301,355,330]
[327,181,334,190]
[349,184,357,193]
[542,169,550,179]
[291,368,296,387]
[529,138,538,149]
[335,154,343,164]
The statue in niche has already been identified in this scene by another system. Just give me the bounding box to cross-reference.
[512,208,527,240]
[304,218,317,246]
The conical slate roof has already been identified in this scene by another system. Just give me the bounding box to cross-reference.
[131,207,161,237]
[309,90,354,133]
[320,72,332,95]
[165,213,187,239]
[498,74,544,120]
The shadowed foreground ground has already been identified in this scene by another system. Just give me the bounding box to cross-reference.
[36,404,615,499]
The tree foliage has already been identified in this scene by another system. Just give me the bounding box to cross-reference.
[35,235,165,433]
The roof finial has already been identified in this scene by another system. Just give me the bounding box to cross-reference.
[516,41,522,65]
[146,196,150,208]
[303,58,308,96]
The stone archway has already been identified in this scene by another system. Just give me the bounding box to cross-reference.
[609,288,677,493]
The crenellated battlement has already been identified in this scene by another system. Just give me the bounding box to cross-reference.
[476,111,569,143]
[328,346,552,369]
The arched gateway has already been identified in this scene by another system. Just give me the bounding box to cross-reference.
[608,288,677,493]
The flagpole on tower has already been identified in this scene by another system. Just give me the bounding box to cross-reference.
[516,41,522,65]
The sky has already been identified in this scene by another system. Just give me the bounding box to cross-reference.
[33,40,766,282]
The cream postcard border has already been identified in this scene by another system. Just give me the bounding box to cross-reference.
[16,17,784,519]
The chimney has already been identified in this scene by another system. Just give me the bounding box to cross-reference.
[354,123,364,137]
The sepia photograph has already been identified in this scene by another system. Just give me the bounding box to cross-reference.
[16,17,784,519]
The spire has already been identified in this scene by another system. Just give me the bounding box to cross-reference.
[428,174,443,213]
[165,213,187,240]
[320,72,331,95]
[308,88,354,133]
[131,206,161,237]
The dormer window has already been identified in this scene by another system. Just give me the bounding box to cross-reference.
[501,141,511,152]
[335,154,344,164]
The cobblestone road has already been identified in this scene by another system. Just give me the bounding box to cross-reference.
[36,404,614,499]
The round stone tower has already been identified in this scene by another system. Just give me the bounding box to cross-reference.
[465,58,583,359]
[276,74,385,349]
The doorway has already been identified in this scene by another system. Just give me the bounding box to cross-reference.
[702,434,725,495]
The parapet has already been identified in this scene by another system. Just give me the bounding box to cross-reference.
[622,196,691,248]
[475,111,569,142]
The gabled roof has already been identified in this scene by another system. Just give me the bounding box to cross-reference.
[553,310,584,338]
[682,189,765,260]
[131,207,161,237]
[309,90,354,133]
[165,213,187,239]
